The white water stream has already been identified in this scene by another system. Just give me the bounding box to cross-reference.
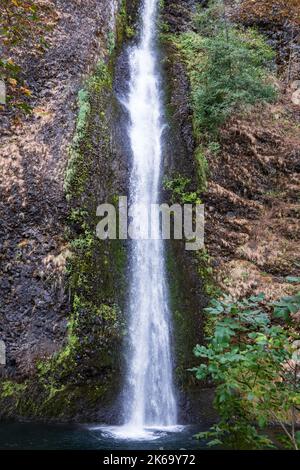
[122,0,177,435]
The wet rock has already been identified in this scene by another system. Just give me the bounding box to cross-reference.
[0,278,11,290]
[0,0,118,380]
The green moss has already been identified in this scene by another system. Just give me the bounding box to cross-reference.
[115,0,140,46]
[87,60,112,92]
[64,60,114,204]
[194,146,208,192]
[126,26,135,38]
[0,381,26,399]
[166,246,201,389]
[64,89,91,200]
[107,31,116,55]
[1,380,109,420]
[0,31,128,420]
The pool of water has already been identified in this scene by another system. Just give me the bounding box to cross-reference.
[0,422,207,450]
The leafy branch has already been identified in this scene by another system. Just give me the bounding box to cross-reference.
[192,293,300,449]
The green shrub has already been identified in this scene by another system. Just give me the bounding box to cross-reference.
[192,293,300,449]
[173,1,276,136]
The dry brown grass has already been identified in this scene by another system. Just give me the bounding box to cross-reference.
[237,0,300,25]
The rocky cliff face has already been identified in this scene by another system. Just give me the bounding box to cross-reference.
[159,0,215,422]
[161,0,300,302]
[0,0,299,423]
[0,0,120,379]
[0,1,130,422]
[201,1,300,300]
[159,0,300,420]
[0,0,209,422]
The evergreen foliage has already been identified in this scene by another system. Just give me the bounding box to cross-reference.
[173,0,276,135]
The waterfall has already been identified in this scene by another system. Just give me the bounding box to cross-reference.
[123,0,177,432]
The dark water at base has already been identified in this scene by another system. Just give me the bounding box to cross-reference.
[0,422,207,450]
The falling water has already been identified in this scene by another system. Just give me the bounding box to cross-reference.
[123,0,177,433]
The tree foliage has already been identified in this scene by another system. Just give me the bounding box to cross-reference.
[173,0,276,136]
[192,293,300,449]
